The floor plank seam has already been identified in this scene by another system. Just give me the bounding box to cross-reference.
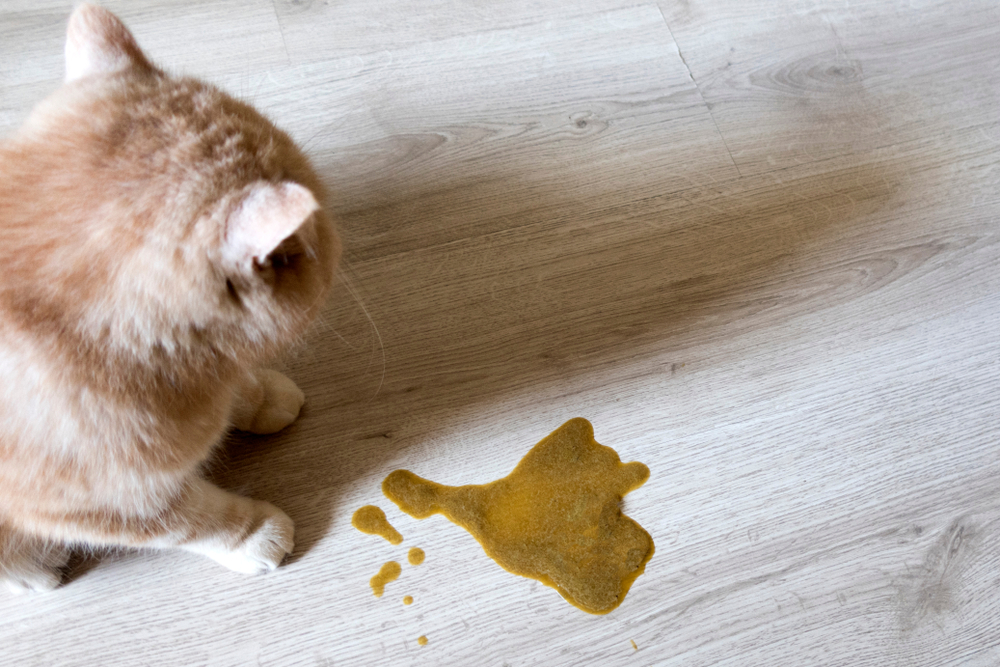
[656,3,742,177]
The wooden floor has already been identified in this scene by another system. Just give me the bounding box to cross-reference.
[3,1,1000,665]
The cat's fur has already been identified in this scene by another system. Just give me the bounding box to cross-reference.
[0,4,340,592]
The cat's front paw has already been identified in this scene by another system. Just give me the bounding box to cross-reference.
[206,502,295,575]
[237,369,306,435]
[1,539,70,594]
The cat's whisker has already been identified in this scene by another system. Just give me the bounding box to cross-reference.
[336,265,385,401]
[251,73,267,105]
[308,303,353,347]
[328,325,356,350]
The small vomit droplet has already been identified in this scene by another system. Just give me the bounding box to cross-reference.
[408,547,425,566]
[417,635,428,646]
[370,561,401,597]
[403,595,413,605]
[630,639,638,651]
[352,505,403,545]
[383,418,654,615]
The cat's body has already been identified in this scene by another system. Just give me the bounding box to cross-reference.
[0,5,339,591]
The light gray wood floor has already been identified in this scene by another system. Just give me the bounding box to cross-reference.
[2,1,999,665]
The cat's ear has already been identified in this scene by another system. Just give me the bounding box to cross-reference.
[65,4,153,83]
[225,182,320,267]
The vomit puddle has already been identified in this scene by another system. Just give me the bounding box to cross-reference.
[408,547,425,566]
[382,418,653,615]
[417,635,428,646]
[352,505,403,545]
[370,561,401,597]
[403,595,413,605]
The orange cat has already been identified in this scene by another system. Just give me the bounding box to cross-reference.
[0,5,339,591]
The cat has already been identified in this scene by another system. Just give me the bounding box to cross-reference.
[0,4,340,592]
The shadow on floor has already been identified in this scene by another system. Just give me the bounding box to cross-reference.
[198,141,912,566]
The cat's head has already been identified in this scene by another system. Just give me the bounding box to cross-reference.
[12,4,340,366]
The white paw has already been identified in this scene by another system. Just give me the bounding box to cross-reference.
[246,370,305,435]
[2,541,69,594]
[205,503,295,575]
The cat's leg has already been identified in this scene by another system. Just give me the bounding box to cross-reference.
[230,368,305,435]
[0,521,70,593]
[40,478,296,576]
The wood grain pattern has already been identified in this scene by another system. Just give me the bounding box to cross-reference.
[256,4,740,261]
[2,1,999,666]
[661,0,1000,175]
[271,0,639,62]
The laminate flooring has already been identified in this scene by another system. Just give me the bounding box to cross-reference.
[1,1,999,665]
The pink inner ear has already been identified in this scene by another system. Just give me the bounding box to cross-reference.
[226,182,320,266]
[65,4,151,82]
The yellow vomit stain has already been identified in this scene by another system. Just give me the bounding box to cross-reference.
[369,561,401,597]
[408,547,425,566]
[630,639,638,651]
[403,595,413,605]
[382,418,654,615]
[417,635,428,646]
[352,505,403,545]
